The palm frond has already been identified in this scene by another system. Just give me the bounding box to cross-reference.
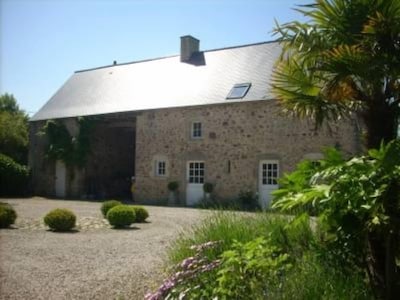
[271,55,354,127]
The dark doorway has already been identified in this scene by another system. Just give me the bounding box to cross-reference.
[85,113,136,199]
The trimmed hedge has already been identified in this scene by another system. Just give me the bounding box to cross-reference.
[44,208,76,231]
[101,200,122,218]
[0,153,29,196]
[0,203,17,228]
[106,205,136,228]
[132,206,149,223]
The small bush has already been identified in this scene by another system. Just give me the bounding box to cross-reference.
[238,190,259,211]
[106,205,136,228]
[0,203,17,228]
[44,208,76,231]
[132,206,149,223]
[215,238,290,299]
[167,181,179,191]
[203,182,214,193]
[0,153,29,196]
[101,200,122,217]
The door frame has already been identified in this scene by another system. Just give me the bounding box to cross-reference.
[55,160,66,198]
[185,160,205,206]
[258,159,280,209]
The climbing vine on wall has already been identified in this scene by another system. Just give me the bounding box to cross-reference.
[40,117,94,168]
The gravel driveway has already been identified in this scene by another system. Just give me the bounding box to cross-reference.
[0,198,207,300]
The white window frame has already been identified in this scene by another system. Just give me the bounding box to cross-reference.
[191,122,202,139]
[187,161,205,184]
[155,160,167,177]
[261,161,279,185]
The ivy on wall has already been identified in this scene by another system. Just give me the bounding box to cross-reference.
[40,117,94,168]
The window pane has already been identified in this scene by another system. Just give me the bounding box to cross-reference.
[157,161,166,176]
[192,122,202,138]
[189,161,205,184]
[262,162,279,185]
[227,84,251,99]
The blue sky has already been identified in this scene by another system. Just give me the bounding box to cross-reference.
[0,0,307,116]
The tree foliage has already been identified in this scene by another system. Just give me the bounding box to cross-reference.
[40,117,94,168]
[272,1,400,298]
[273,140,400,298]
[0,93,29,164]
[272,0,400,148]
[0,93,25,114]
[0,153,30,196]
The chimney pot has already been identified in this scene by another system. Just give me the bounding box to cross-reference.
[113,60,117,65]
[180,35,200,63]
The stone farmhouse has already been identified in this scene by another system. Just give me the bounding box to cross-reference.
[29,36,361,207]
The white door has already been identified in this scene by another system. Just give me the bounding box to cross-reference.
[259,160,279,209]
[55,160,66,198]
[186,161,205,206]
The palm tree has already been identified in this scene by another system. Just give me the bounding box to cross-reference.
[272,0,400,298]
[272,0,400,149]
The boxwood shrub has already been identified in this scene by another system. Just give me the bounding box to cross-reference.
[0,203,17,228]
[101,200,122,218]
[106,205,136,228]
[0,153,29,196]
[132,206,149,223]
[44,208,76,231]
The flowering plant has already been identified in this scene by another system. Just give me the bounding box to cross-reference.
[145,241,221,300]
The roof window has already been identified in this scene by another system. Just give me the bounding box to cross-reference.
[226,83,251,99]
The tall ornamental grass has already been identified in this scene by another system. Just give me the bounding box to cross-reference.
[158,211,371,300]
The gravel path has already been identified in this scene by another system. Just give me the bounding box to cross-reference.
[0,198,207,300]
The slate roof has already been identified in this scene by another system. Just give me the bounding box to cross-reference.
[31,41,281,121]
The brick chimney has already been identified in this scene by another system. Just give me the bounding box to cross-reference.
[180,35,200,63]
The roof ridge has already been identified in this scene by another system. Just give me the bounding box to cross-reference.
[74,39,279,74]
[205,40,278,53]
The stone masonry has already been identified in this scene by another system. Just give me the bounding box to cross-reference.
[135,99,361,204]
[29,99,361,203]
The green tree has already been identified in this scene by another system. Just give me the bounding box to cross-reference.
[0,94,29,164]
[0,93,24,114]
[272,1,400,298]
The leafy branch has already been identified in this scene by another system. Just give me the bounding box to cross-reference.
[40,117,94,168]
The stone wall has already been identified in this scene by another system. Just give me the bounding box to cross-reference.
[135,100,361,204]
[30,100,361,203]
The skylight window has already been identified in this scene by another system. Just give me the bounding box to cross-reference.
[226,83,251,99]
